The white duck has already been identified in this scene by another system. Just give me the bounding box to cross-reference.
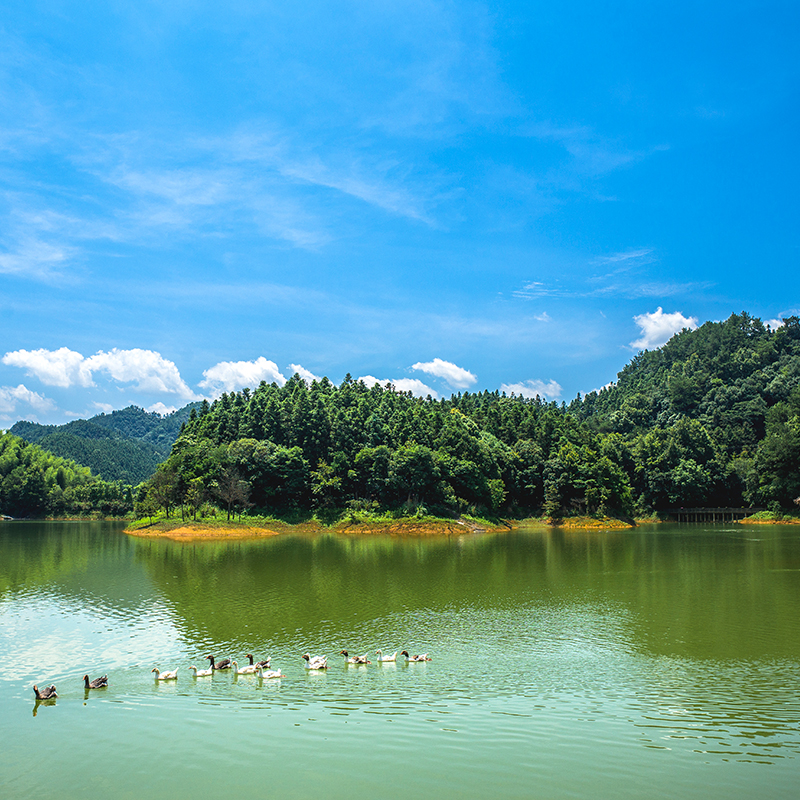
[189,665,213,677]
[375,650,397,663]
[400,650,431,662]
[152,667,179,680]
[256,664,285,679]
[340,650,371,665]
[231,660,259,676]
[302,653,328,670]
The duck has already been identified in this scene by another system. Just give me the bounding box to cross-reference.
[205,655,231,671]
[245,653,271,669]
[33,684,57,700]
[231,660,259,675]
[189,665,214,677]
[256,664,285,679]
[151,667,179,680]
[400,650,431,662]
[340,650,371,665]
[302,653,328,670]
[375,650,397,663]
[83,674,108,689]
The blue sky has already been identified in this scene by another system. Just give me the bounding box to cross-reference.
[1,0,798,424]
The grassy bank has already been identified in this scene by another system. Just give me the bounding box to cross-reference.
[124,508,648,539]
[740,510,800,525]
[125,513,510,540]
[512,515,636,530]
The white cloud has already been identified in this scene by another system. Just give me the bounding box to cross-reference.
[0,237,78,280]
[199,356,287,396]
[288,363,321,384]
[592,247,654,265]
[84,349,197,399]
[500,379,562,400]
[765,318,785,330]
[411,358,477,389]
[357,375,438,398]
[586,382,615,395]
[2,347,94,388]
[392,378,438,398]
[147,402,178,416]
[0,384,56,416]
[3,346,198,400]
[630,307,699,350]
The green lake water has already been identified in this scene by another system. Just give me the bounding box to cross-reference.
[1,520,799,798]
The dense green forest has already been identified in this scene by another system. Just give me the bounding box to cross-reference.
[10,404,198,483]
[4,313,799,522]
[137,312,800,521]
[0,433,133,518]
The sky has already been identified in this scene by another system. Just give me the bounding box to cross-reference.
[1,0,798,424]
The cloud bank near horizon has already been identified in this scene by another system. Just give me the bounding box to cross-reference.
[0,314,723,423]
[500,379,563,401]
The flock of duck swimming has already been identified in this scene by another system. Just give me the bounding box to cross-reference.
[32,649,432,699]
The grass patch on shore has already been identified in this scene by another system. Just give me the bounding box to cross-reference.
[741,510,800,524]
[124,506,514,538]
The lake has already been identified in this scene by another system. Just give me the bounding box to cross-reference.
[1,520,799,798]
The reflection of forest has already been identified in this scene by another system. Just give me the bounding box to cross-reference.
[133,526,800,662]
[0,521,156,607]
[3,522,799,663]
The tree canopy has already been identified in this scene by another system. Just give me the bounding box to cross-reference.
[135,314,800,520]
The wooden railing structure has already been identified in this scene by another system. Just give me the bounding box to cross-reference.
[664,507,762,523]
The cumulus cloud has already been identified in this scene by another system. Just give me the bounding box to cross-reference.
[3,346,197,399]
[630,307,699,350]
[500,379,562,400]
[2,347,94,388]
[765,318,785,330]
[358,375,438,398]
[288,363,321,384]
[199,356,287,396]
[411,358,477,389]
[85,349,197,398]
[147,402,178,416]
[0,384,56,417]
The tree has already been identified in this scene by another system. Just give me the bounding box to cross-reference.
[310,461,342,508]
[185,477,205,520]
[212,466,251,521]
[147,468,177,518]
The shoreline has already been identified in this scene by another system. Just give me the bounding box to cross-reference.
[123,514,640,540]
[124,516,511,540]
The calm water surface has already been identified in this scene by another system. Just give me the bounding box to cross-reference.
[1,521,799,798]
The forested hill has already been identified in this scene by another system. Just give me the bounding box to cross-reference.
[10,404,198,484]
[143,313,800,521]
[0,433,132,518]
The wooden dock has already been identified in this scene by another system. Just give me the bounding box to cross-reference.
[664,507,762,523]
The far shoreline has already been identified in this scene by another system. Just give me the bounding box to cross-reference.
[124,516,513,540]
[6,512,797,540]
[123,513,648,540]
